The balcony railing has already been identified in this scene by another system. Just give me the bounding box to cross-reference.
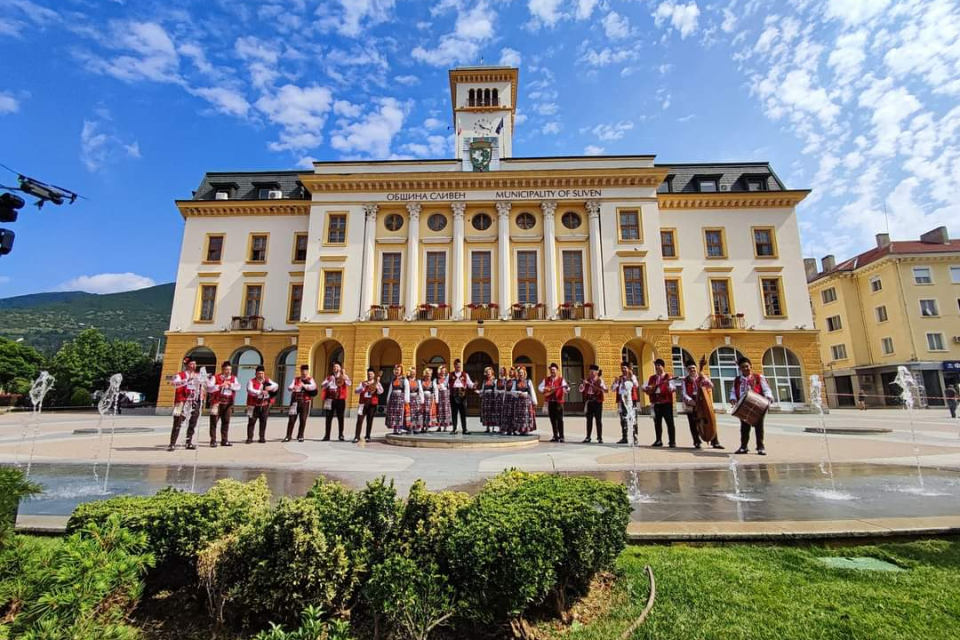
[708,313,746,330]
[231,315,264,331]
[511,303,547,321]
[464,304,499,321]
[415,304,452,321]
[557,303,594,320]
[368,305,405,321]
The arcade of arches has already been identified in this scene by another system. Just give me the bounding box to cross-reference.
[159,324,821,412]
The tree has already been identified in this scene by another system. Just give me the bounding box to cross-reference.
[50,328,157,401]
[0,337,45,392]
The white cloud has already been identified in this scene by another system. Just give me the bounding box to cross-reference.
[319,0,397,37]
[828,30,868,85]
[331,97,407,158]
[499,47,521,67]
[412,35,480,66]
[79,21,182,84]
[334,99,363,118]
[578,46,640,67]
[590,120,634,141]
[79,118,141,172]
[584,145,605,155]
[721,8,737,33]
[0,92,19,114]
[677,113,696,122]
[424,117,446,130]
[58,273,156,294]
[395,74,420,85]
[653,1,701,39]
[190,86,251,118]
[575,0,598,20]
[256,84,334,151]
[413,1,496,67]
[528,0,565,28]
[296,156,317,169]
[602,11,631,40]
[534,102,559,115]
[541,121,561,134]
[825,0,893,26]
[456,2,494,39]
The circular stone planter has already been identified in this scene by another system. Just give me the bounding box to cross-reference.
[384,432,540,449]
[803,426,893,435]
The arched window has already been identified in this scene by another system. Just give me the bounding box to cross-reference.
[492,88,499,106]
[708,347,746,407]
[277,348,298,406]
[184,347,217,371]
[231,347,263,405]
[672,347,694,376]
[468,89,475,107]
[484,88,491,106]
[762,347,805,406]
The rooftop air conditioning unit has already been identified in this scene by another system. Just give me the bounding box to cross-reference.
[215,191,229,200]
[953,336,960,344]
[267,190,283,199]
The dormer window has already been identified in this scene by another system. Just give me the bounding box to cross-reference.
[657,175,675,194]
[209,181,239,200]
[746,178,767,191]
[697,178,719,193]
[215,191,229,200]
[258,188,283,199]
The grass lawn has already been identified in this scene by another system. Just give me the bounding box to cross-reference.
[543,540,960,640]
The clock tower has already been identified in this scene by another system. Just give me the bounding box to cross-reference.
[449,66,518,170]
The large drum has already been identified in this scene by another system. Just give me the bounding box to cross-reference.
[732,390,770,427]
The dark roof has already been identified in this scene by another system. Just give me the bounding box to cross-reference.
[193,171,308,201]
[654,162,788,193]
[810,240,960,283]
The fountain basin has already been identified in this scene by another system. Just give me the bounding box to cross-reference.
[804,426,893,435]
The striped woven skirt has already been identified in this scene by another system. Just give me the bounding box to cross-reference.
[408,393,424,432]
[436,387,451,429]
[386,392,407,432]
[480,392,498,428]
[421,391,437,430]
[515,394,535,434]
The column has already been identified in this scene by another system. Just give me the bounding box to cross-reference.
[496,201,512,320]
[586,200,605,319]
[360,204,378,320]
[405,203,422,321]
[541,200,559,320]
[451,203,466,319]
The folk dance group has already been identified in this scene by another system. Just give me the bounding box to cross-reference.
[169,353,775,455]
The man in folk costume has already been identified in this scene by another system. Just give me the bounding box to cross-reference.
[321,363,351,442]
[246,365,278,444]
[448,359,474,435]
[642,358,677,448]
[580,365,608,444]
[169,357,202,451]
[731,356,774,455]
[681,360,724,450]
[206,361,240,447]
[354,369,383,443]
[284,365,317,443]
[612,362,640,445]
[539,363,570,443]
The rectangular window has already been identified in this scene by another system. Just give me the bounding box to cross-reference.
[876,305,888,322]
[198,284,217,322]
[243,284,263,317]
[660,229,677,258]
[821,287,837,304]
[870,276,882,292]
[205,235,224,262]
[293,233,308,262]
[704,229,726,258]
[248,234,268,263]
[618,210,641,241]
[562,251,584,304]
[913,267,933,284]
[425,252,446,305]
[881,337,894,355]
[471,251,492,304]
[380,253,401,305]
[623,265,646,308]
[517,251,538,304]
[288,283,303,322]
[753,227,776,257]
[919,299,939,317]
[831,344,848,360]
[322,271,342,312]
[826,315,842,332]
[927,332,946,351]
[951,266,960,284]
[665,278,682,317]
[710,279,732,315]
[327,214,347,244]
[698,178,718,192]
[761,277,785,317]
[746,178,766,191]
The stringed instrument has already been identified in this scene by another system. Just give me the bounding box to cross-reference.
[694,355,718,443]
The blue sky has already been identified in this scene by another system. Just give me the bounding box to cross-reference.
[1,0,958,297]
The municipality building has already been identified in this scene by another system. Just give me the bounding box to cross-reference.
[159,67,821,413]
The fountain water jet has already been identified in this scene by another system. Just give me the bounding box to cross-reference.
[893,366,948,497]
[807,375,855,501]
[98,374,123,492]
[189,368,209,493]
[723,454,761,503]
[23,371,55,477]
[622,377,654,504]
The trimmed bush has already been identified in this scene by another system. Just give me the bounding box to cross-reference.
[69,388,92,407]
[398,481,470,561]
[366,554,458,640]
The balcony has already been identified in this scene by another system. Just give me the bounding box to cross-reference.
[708,313,746,330]
[557,303,594,320]
[464,303,499,321]
[415,304,452,321]
[368,305,405,321]
[231,315,264,331]
[511,303,547,321]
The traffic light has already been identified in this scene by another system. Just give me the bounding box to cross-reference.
[0,192,24,256]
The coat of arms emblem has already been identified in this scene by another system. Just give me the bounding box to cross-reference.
[469,139,493,172]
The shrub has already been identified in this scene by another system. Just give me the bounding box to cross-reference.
[398,481,470,561]
[366,555,458,640]
[0,514,154,639]
[254,606,354,640]
[0,467,40,547]
[69,388,92,407]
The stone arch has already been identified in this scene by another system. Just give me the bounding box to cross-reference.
[762,346,805,408]
[230,346,263,405]
[415,338,451,377]
[561,338,595,413]
[708,346,747,408]
[276,347,298,406]
[513,338,547,396]
[368,338,403,385]
[184,346,217,370]
[310,339,345,381]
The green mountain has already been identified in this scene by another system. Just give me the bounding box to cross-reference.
[0,283,174,355]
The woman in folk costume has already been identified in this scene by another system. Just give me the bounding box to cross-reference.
[502,367,519,434]
[511,367,538,435]
[385,364,410,434]
[495,366,509,433]
[406,367,425,433]
[434,364,452,432]
[480,367,499,433]
[420,367,438,431]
